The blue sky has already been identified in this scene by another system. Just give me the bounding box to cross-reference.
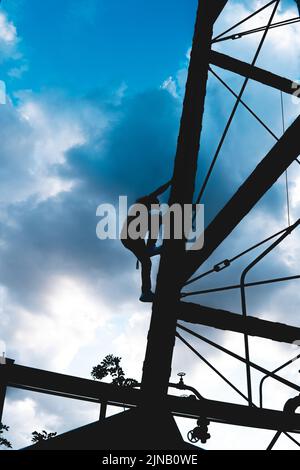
[3,0,197,95]
[1,0,300,451]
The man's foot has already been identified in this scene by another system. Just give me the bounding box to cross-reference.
[139,291,155,303]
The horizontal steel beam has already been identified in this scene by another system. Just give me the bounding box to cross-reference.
[182,114,300,283]
[210,50,300,97]
[179,302,300,345]
[2,362,300,432]
[169,395,300,433]
[1,363,141,407]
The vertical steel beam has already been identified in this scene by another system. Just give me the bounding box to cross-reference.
[0,359,14,423]
[0,384,6,423]
[99,401,107,421]
[140,0,228,404]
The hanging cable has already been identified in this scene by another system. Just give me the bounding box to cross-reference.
[281,92,291,227]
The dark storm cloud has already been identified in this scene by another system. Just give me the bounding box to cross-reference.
[63,89,179,199]
[0,88,182,312]
[0,76,294,319]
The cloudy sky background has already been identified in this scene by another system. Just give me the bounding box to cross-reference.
[1,0,300,450]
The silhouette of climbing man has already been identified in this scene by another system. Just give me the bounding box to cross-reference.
[121,181,171,303]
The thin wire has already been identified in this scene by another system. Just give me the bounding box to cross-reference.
[181,274,300,298]
[176,333,251,404]
[238,216,300,407]
[267,431,281,450]
[185,226,288,286]
[213,17,300,43]
[284,433,300,448]
[239,216,300,406]
[213,0,277,42]
[177,324,300,394]
[267,431,300,450]
[281,91,291,226]
[230,227,287,263]
[184,218,299,295]
[210,67,279,141]
[195,0,280,206]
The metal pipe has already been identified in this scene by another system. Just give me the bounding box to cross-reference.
[259,354,300,408]
[240,219,300,406]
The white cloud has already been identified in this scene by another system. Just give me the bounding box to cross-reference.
[3,397,61,449]
[161,76,178,98]
[3,276,111,371]
[2,394,100,449]
[0,12,17,46]
[0,92,93,205]
[0,10,29,78]
[112,309,150,381]
[8,63,29,79]
[0,11,21,65]
[213,1,300,77]
[18,95,86,167]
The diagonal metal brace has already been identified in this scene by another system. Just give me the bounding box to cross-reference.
[210,50,300,97]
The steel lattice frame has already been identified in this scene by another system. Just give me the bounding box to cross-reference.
[1,0,300,451]
[140,0,300,448]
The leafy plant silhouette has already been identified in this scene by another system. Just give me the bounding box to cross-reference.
[31,430,57,444]
[0,423,12,449]
[91,354,138,388]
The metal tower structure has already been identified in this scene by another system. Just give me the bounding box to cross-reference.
[142,0,300,402]
[140,0,300,448]
[1,0,300,450]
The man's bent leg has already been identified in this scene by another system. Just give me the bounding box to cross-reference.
[141,256,152,294]
[122,240,154,302]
